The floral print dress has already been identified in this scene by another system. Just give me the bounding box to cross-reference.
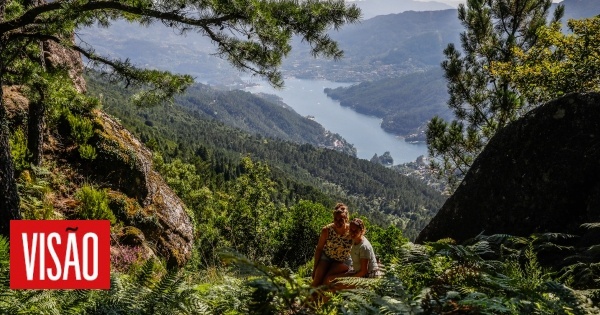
[323,224,352,262]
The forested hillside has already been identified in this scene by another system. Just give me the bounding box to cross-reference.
[175,83,356,156]
[324,68,452,136]
[88,74,446,240]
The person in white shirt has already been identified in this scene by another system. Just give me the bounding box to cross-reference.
[325,218,379,287]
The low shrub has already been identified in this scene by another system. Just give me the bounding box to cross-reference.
[75,185,116,224]
[78,143,97,160]
[67,114,94,144]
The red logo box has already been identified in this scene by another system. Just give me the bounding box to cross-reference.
[10,220,110,289]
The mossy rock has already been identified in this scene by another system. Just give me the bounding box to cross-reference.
[119,226,146,246]
[5,42,193,268]
[65,111,194,268]
[108,191,146,222]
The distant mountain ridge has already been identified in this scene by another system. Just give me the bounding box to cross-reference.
[78,0,599,84]
[558,0,600,20]
[285,0,599,81]
[283,9,463,81]
[348,0,453,19]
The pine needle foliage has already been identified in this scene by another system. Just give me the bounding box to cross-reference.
[9,128,30,171]
[427,0,564,190]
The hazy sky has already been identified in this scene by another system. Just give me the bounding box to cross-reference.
[420,0,562,8]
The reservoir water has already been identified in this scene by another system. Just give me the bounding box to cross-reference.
[244,77,428,164]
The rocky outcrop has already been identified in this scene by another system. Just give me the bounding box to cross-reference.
[91,111,194,267]
[4,35,194,268]
[43,36,87,93]
[416,93,600,244]
[3,86,29,126]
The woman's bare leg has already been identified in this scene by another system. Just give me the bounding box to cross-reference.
[323,261,349,285]
[311,259,331,287]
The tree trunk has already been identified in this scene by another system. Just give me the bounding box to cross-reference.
[0,0,21,238]
[26,0,46,166]
[0,86,22,237]
[27,91,45,166]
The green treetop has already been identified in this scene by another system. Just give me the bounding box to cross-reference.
[427,0,563,190]
[490,16,600,105]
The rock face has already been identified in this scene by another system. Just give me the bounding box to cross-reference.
[43,36,87,93]
[92,111,194,267]
[416,93,600,244]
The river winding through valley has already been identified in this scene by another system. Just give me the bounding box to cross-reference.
[244,77,428,164]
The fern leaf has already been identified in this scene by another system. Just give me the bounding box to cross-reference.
[580,223,600,230]
[531,232,578,242]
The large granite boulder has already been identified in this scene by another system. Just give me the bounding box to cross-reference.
[416,93,600,244]
[91,111,194,268]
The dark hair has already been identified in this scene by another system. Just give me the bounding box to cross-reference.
[350,218,365,231]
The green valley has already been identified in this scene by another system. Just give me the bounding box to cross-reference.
[88,73,446,241]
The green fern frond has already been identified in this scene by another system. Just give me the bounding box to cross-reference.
[531,232,578,242]
[534,243,575,252]
[219,250,268,277]
[434,241,493,266]
[183,294,212,315]
[334,276,380,288]
[474,233,517,245]
[337,288,380,313]
[459,292,511,314]
[504,236,530,247]
[375,295,422,315]
[583,245,600,257]
[581,223,600,230]
[400,243,430,264]
[133,258,160,288]
[145,270,186,314]
[468,241,494,256]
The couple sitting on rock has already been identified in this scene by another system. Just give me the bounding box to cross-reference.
[311,203,380,290]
